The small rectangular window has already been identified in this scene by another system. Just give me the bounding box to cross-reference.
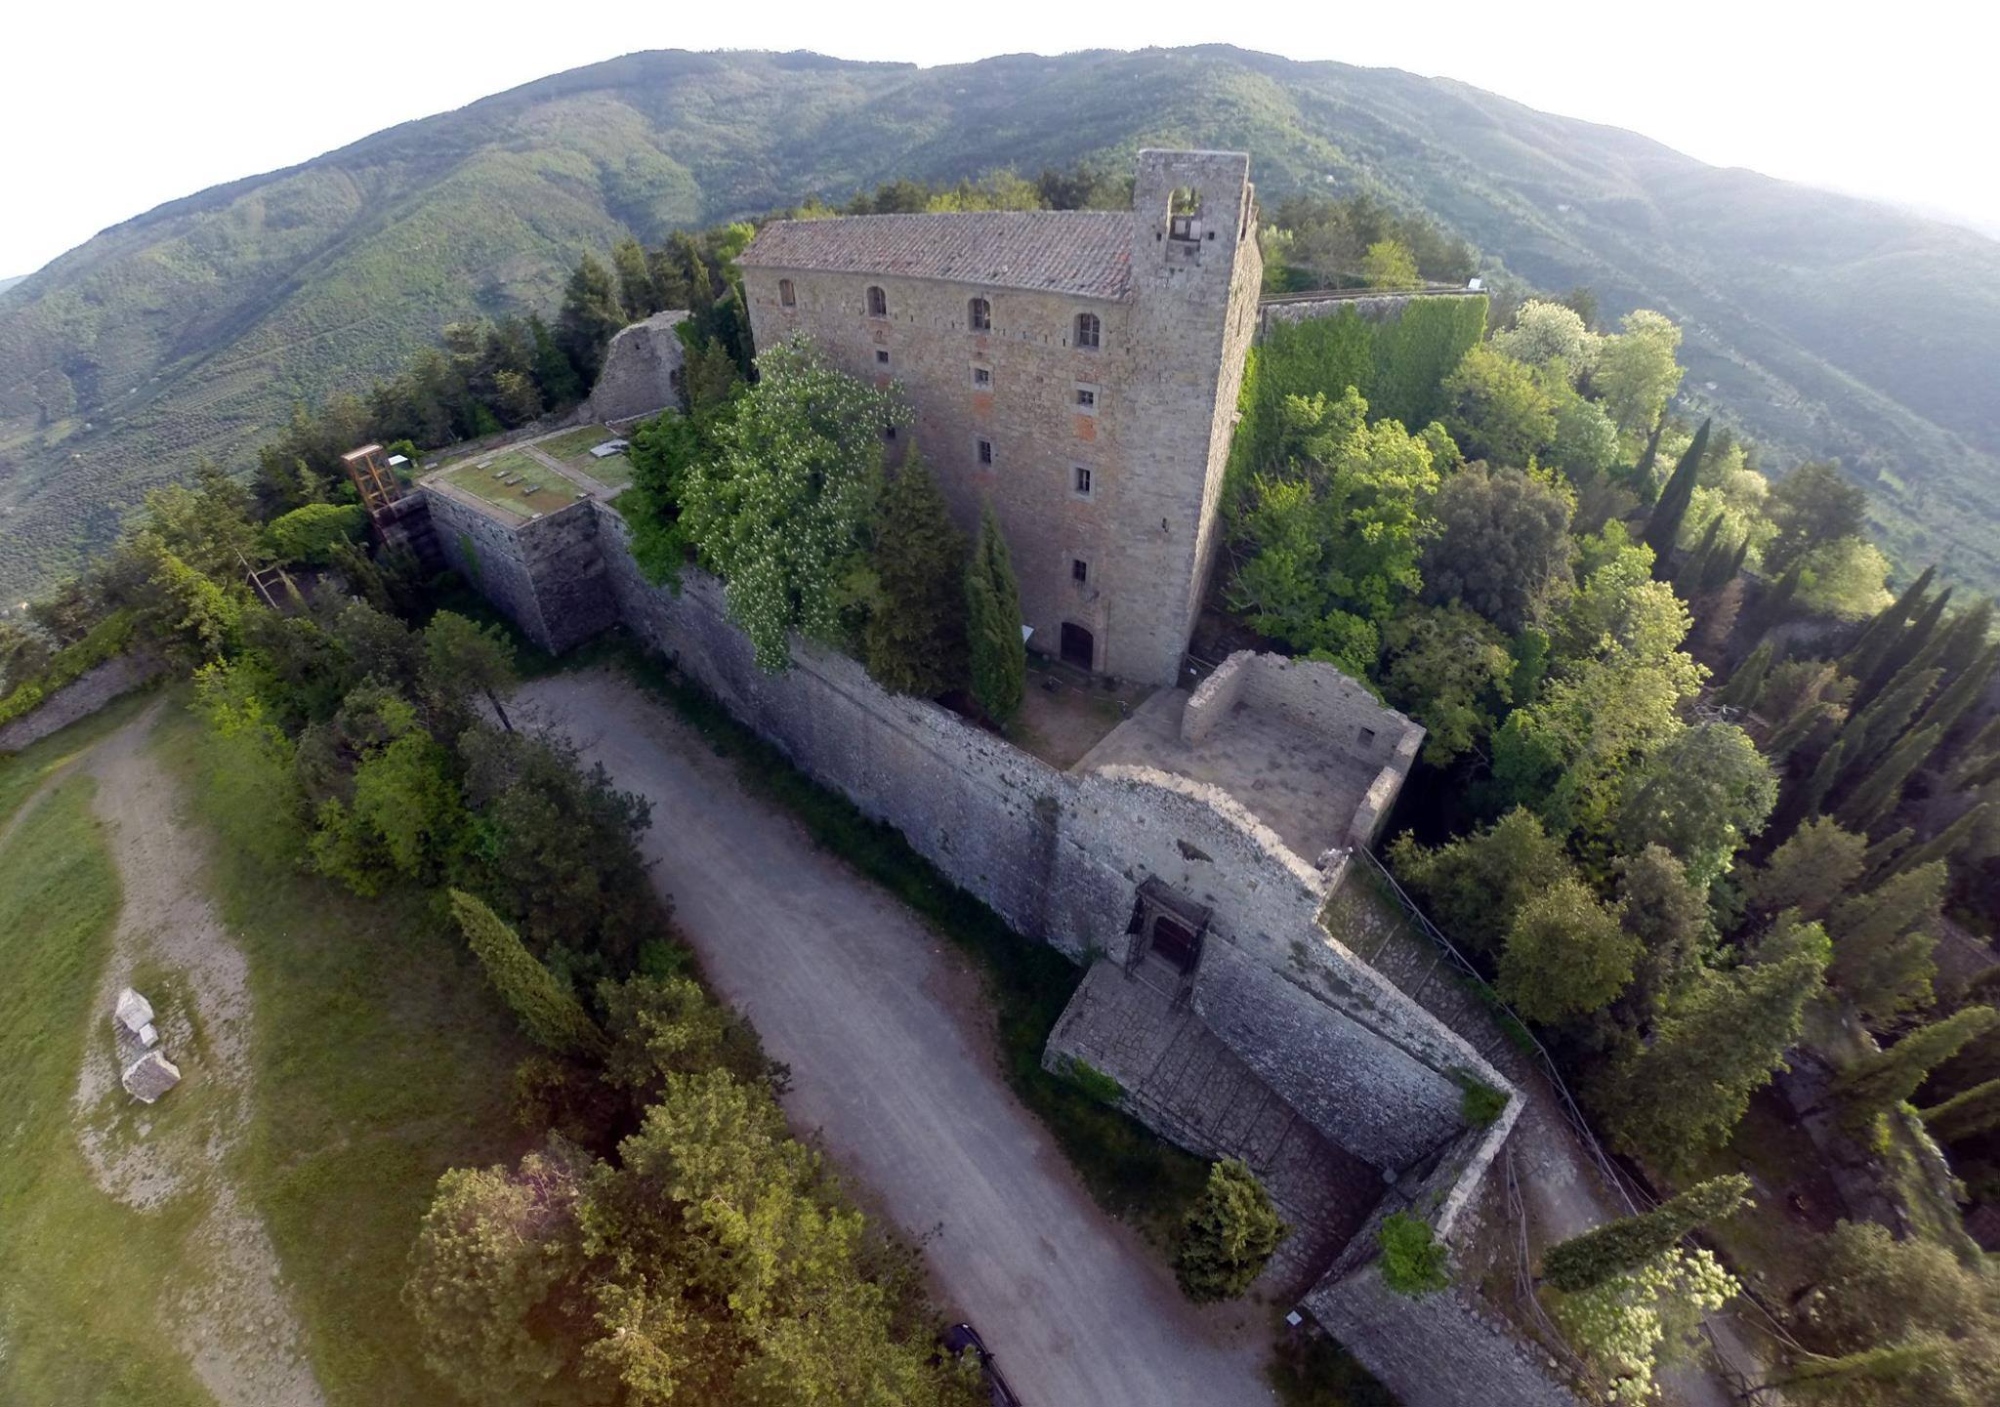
[977,438,993,466]
[1073,466,1093,497]
[779,278,796,307]
[1358,727,1377,748]
[971,365,992,389]
[1074,384,1098,415]
[1072,559,1088,584]
[876,349,890,366]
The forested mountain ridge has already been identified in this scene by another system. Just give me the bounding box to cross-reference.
[4,44,1998,598]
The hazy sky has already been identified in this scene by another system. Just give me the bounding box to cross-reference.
[4,0,1993,277]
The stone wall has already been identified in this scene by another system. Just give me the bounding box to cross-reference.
[583,311,689,423]
[1179,650,1247,745]
[1257,290,1483,336]
[0,652,164,753]
[429,489,617,655]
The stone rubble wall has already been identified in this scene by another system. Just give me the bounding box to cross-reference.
[0,652,165,753]
[582,311,689,423]
[1179,650,1248,745]
[1257,291,1478,336]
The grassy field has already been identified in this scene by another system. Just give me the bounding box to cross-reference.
[149,703,534,1404]
[0,771,214,1405]
[436,449,588,518]
[0,686,156,831]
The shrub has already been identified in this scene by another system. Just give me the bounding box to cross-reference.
[1458,1075,1510,1128]
[1377,1211,1450,1296]
[1063,1057,1124,1106]
[1174,1159,1288,1302]
[262,502,368,564]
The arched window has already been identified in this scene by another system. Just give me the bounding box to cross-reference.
[1073,312,1101,350]
[779,278,796,307]
[968,297,991,331]
[866,285,888,318]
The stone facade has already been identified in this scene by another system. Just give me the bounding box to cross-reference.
[427,487,618,655]
[583,310,690,423]
[738,150,1262,687]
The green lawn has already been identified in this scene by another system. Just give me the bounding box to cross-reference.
[150,704,534,1405]
[573,450,634,491]
[0,686,156,831]
[0,773,213,1406]
[436,449,588,519]
[533,424,619,460]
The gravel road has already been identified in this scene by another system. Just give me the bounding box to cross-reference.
[517,671,1276,1407]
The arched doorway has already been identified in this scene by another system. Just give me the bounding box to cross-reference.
[1060,622,1095,671]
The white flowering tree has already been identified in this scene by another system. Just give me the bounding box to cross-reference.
[681,335,911,670]
[1552,1246,1738,1403]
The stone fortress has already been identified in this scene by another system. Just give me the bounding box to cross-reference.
[416,152,1575,1407]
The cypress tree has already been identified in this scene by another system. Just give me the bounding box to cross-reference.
[555,253,627,392]
[1852,585,1951,712]
[1841,566,1935,687]
[1771,1340,1955,1395]
[1887,803,1992,880]
[1836,724,1941,834]
[1541,1174,1751,1293]
[1911,642,1999,745]
[1713,641,1774,712]
[1921,1077,2000,1143]
[863,451,969,697]
[1951,718,2000,788]
[611,235,660,321]
[1632,419,1665,498]
[1764,697,1829,763]
[1831,665,1940,796]
[449,889,606,1057]
[1712,536,1751,592]
[1749,558,1804,634]
[1800,736,1848,818]
[1839,1007,1999,1128]
[1173,1159,1288,1302]
[1643,418,1710,570]
[965,504,1025,726]
[1605,948,1827,1167]
[1675,515,1723,596]
[1860,827,1915,882]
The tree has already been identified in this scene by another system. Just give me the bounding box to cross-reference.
[964,504,1025,725]
[1361,238,1420,288]
[1748,818,1866,921]
[1886,802,1992,880]
[1836,725,1941,835]
[863,452,969,697]
[403,1140,599,1406]
[1614,845,1710,1028]
[1595,310,1685,440]
[262,502,368,565]
[1440,344,1556,466]
[1613,721,1776,888]
[611,236,660,321]
[1712,639,1773,712]
[1549,392,1621,482]
[423,610,520,731]
[449,889,607,1057]
[1602,937,1828,1167]
[1227,387,1441,660]
[1389,807,1576,956]
[1499,877,1638,1024]
[1842,567,1936,685]
[1379,602,1515,763]
[680,336,903,670]
[1173,1159,1287,1302]
[1838,1007,1999,1128]
[1553,1248,1737,1404]
[1420,463,1575,633]
[1794,537,1893,621]
[556,253,627,392]
[1765,462,1869,575]
[1492,300,1601,382]
[1542,1174,1751,1293]
[1643,418,1711,568]
[1921,1078,2000,1143]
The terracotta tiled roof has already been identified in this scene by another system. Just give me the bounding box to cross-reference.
[739,212,1136,301]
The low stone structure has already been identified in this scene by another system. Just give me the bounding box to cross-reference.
[582,310,689,422]
[114,987,181,1103]
[426,486,618,655]
[0,652,165,754]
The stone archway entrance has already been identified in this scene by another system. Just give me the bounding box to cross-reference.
[1060,622,1096,671]
[1125,877,1212,988]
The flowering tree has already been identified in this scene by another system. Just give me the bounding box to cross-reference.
[1552,1247,1737,1403]
[681,335,910,670]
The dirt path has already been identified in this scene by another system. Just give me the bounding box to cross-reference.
[517,671,1278,1407]
[66,703,326,1407]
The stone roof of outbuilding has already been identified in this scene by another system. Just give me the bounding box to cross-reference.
[739,211,1136,300]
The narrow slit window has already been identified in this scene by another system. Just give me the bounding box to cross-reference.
[977,438,993,467]
[1072,559,1089,584]
[1074,466,1093,497]
[779,278,796,307]
[866,285,888,318]
[968,297,991,331]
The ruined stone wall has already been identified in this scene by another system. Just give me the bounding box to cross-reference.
[428,489,617,655]
[0,652,164,753]
[1257,291,1477,335]
[1179,650,1248,745]
[583,311,689,423]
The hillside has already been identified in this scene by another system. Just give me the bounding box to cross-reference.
[4,45,1998,597]
[0,277,23,296]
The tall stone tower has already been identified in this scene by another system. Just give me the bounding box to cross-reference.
[1101,151,1262,684]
